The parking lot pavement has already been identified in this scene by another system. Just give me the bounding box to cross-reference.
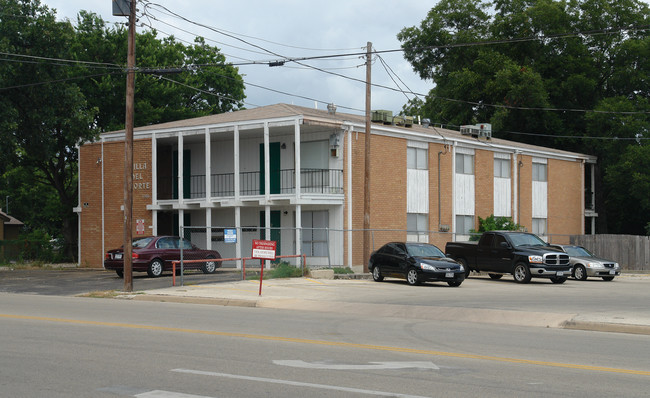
[134,273,650,335]
[0,267,242,296]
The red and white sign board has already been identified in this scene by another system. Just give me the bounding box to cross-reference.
[136,219,145,235]
[252,239,277,260]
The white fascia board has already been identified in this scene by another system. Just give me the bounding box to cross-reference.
[97,115,304,141]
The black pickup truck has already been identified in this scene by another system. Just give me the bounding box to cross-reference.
[445,231,571,284]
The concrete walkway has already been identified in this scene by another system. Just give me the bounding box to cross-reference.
[132,272,650,335]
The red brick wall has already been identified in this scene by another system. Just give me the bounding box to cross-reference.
[79,138,153,267]
[548,158,583,239]
[474,150,494,227]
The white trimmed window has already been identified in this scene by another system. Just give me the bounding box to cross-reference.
[302,210,328,256]
[456,215,475,235]
[407,213,429,242]
[407,147,428,170]
[494,158,510,178]
[456,153,474,175]
[532,162,547,182]
[532,218,547,236]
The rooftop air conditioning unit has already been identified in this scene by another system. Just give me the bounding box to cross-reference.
[460,123,492,139]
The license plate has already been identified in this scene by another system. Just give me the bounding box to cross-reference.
[556,271,564,276]
[445,272,454,278]
[609,270,615,275]
[115,253,122,260]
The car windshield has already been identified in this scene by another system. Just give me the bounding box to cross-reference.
[133,237,153,248]
[508,233,547,247]
[564,246,593,257]
[405,243,445,258]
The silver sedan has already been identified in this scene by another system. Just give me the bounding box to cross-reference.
[552,244,620,281]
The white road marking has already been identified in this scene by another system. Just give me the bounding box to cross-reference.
[135,391,214,398]
[273,360,440,370]
[172,369,432,398]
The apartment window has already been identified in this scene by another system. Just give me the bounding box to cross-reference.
[532,218,547,236]
[302,210,328,256]
[532,162,547,182]
[407,213,428,234]
[456,215,475,235]
[456,153,474,175]
[494,158,510,178]
[407,147,428,170]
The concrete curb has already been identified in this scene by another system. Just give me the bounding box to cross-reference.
[561,320,650,335]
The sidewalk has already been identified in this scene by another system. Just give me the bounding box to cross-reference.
[133,273,650,335]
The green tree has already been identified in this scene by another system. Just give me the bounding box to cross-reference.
[399,0,650,234]
[469,215,523,241]
[0,0,246,260]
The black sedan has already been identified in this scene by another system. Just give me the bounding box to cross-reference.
[104,236,221,278]
[368,242,465,287]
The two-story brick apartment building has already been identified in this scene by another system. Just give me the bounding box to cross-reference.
[76,103,596,270]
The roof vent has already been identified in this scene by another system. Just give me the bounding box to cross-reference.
[327,103,337,115]
[422,118,430,128]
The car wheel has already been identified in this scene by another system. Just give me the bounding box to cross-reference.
[147,259,164,277]
[550,276,567,284]
[202,257,217,274]
[457,258,470,278]
[447,280,462,287]
[372,266,384,282]
[488,273,503,280]
[602,276,615,281]
[406,268,421,286]
[513,263,532,284]
[115,270,123,278]
[574,265,588,281]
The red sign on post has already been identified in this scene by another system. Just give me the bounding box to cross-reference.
[252,239,277,260]
[252,239,276,297]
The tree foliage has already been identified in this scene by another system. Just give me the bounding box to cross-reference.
[0,0,246,260]
[469,215,523,241]
[399,0,650,234]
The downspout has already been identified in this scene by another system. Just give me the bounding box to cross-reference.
[346,123,353,268]
[437,144,449,231]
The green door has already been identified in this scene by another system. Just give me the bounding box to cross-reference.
[172,150,191,199]
[260,143,281,194]
[260,210,281,257]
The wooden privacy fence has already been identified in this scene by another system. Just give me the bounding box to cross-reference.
[571,234,650,271]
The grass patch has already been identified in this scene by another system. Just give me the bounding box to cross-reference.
[245,262,308,280]
[333,267,354,274]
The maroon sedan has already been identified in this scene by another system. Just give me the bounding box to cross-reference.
[104,236,222,278]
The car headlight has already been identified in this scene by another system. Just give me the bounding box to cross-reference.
[420,263,437,271]
[457,264,464,272]
[614,263,619,269]
[586,262,602,268]
[528,255,543,264]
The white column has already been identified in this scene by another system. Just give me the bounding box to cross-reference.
[294,118,301,197]
[178,133,184,205]
[151,134,157,236]
[295,204,302,262]
[451,143,457,239]
[346,125,352,268]
[265,204,271,269]
[151,133,157,203]
[513,151,520,225]
[263,122,270,200]
[205,127,211,201]
[206,207,212,250]
[235,206,242,269]
[234,126,240,199]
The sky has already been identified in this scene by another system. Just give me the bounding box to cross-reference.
[39,0,435,117]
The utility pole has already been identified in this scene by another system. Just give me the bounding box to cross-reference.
[363,42,372,273]
[123,0,136,292]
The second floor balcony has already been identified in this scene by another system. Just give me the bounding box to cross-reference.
[158,168,344,200]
